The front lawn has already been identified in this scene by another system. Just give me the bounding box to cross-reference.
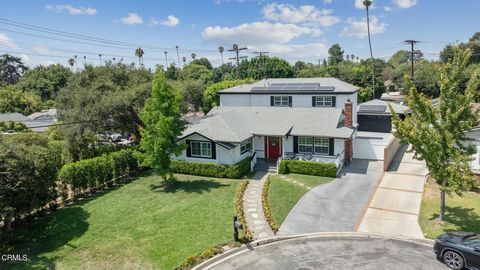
[419,178,480,239]
[267,173,333,226]
[2,173,240,270]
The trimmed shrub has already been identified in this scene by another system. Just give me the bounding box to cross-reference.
[262,177,278,232]
[171,157,251,179]
[236,180,253,242]
[279,160,337,178]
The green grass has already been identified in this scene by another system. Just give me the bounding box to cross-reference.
[2,173,240,270]
[419,179,480,239]
[267,173,333,226]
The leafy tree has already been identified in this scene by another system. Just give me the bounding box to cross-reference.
[238,56,294,79]
[17,64,72,101]
[0,85,43,115]
[203,79,255,114]
[388,50,410,67]
[165,63,181,80]
[391,48,480,221]
[191,57,213,70]
[181,63,212,85]
[139,71,185,183]
[211,63,235,83]
[328,44,344,65]
[0,54,28,87]
[56,63,152,160]
[182,80,205,112]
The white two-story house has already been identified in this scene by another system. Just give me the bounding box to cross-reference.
[175,78,359,170]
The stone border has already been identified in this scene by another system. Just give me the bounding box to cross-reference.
[192,232,435,270]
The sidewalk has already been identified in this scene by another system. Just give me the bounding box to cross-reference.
[357,146,428,239]
[242,171,274,240]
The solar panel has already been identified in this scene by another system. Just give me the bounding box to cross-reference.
[250,82,332,92]
[358,105,387,112]
[251,86,266,91]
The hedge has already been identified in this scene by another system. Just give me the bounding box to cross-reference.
[278,160,337,178]
[262,177,278,232]
[171,157,251,179]
[236,180,253,242]
[58,149,138,196]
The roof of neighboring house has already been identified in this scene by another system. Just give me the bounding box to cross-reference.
[358,99,410,115]
[181,106,356,143]
[0,112,29,122]
[380,91,406,102]
[217,78,359,95]
[27,109,59,121]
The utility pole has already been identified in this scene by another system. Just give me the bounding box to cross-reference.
[253,51,269,79]
[228,44,248,78]
[404,39,420,79]
[164,51,168,69]
[176,45,181,69]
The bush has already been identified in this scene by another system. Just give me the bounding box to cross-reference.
[58,149,138,196]
[171,157,251,179]
[236,180,253,242]
[262,178,278,232]
[278,160,337,178]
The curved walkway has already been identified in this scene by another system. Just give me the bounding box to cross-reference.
[243,171,274,240]
[196,233,446,270]
[278,159,384,235]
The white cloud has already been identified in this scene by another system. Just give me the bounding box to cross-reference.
[340,16,386,38]
[150,15,180,27]
[32,46,61,55]
[384,6,392,11]
[45,4,97,15]
[19,54,30,64]
[392,0,417,8]
[120,13,143,25]
[202,21,319,46]
[251,43,329,59]
[262,3,340,27]
[0,33,16,48]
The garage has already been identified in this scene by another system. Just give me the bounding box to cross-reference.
[353,132,393,160]
[358,115,392,133]
[357,99,410,133]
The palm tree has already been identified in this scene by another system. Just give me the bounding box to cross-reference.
[346,55,350,61]
[68,58,75,69]
[351,54,355,62]
[182,56,186,65]
[175,45,181,68]
[218,46,225,64]
[98,54,103,66]
[135,47,144,67]
[83,56,87,65]
[191,53,196,60]
[363,0,375,99]
[164,51,168,69]
[74,55,78,69]
[112,57,116,65]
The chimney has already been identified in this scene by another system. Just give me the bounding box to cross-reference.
[344,99,353,128]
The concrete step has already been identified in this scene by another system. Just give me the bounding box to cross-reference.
[253,164,277,172]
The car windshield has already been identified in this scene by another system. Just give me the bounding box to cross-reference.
[463,235,480,245]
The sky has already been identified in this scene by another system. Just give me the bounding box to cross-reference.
[0,0,479,68]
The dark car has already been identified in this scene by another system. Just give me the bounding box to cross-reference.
[434,231,480,269]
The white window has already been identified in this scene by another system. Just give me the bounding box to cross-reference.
[273,96,290,107]
[240,138,252,154]
[315,96,333,107]
[314,138,329,154]
[298,137,313,153]
[190,141,212,158]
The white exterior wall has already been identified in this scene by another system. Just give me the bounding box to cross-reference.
[283,136,345,156]
[252,136,265,158]
[219,93,358,124]
[471,144,480,171]
[175,133,240,165]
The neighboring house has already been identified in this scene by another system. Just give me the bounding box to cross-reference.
[380,91,406,103]
[357,99,410,133]
[0,109,59,132]
[465,103,480,174]
[175,78,359,170]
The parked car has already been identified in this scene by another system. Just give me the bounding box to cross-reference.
[434,231,480,269]
[96,131,122,143]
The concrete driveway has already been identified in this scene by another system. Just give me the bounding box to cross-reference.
[201,233,446,270]
[277,159,384,235]
[357,145,428,238]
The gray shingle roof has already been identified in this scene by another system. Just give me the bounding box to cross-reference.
[217,78,359,94]
[181,106,355,143]
[0,112,28,122]
[358,99,410,115]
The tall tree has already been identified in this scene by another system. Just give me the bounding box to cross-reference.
[363,0,375,100]
[0,85,42,115]
[391,48,480,221]
[139,71,185,183]
[328,44,344,65]
[191,53,197,60]
[0,54,28,87]
[135,47,144,67]
[218,46,225,64]
[17,64,73,101]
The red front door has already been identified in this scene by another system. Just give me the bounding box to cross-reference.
[266,137,281,159]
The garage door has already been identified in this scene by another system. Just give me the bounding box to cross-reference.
[353,133,392,160]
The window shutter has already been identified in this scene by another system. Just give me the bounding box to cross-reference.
[211,142,216,159]
[186,140,191,157]
[288,96,292,107]
[293,136,298,153]
[332,96,336,107]
[270,96,274,106]
[329,138,334,156]
[312,96,316,107]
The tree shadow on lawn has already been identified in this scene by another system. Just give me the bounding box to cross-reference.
[150,179,229,194]
[1,207,89,269]
[429,205,480,233]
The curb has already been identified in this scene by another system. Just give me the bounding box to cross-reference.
[192,232,435,270]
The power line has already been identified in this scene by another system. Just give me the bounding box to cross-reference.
[405,39,420,79]
[228,44,248,78]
